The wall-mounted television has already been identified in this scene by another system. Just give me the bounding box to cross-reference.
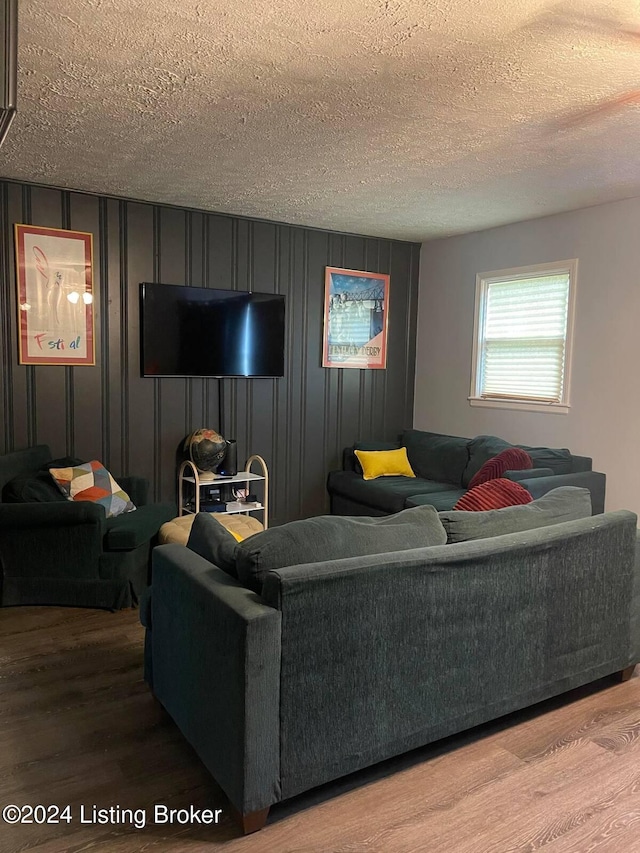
[140,283,285,378]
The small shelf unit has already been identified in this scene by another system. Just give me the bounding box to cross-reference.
[178,454,269,528]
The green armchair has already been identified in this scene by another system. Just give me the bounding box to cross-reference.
[0,445,176,609]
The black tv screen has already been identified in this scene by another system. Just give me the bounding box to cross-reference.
[140,283,285,377]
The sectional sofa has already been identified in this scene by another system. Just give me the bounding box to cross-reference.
[141,489,637,833]
[327,429,606,515]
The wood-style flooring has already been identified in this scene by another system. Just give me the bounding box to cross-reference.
[1,606,640,852]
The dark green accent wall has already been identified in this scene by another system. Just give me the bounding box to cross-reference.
[0,181,420,524]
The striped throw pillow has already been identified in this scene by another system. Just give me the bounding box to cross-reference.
[468,448,533,489]
[454,479,533,512]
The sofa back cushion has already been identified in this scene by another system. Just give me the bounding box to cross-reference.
[345,440,401,473]
[462,435,512,487]
[439,486,592,543]
[463,435,576,484]
[236,505,447,590]
[517,445,573,475]
[401,429,470,485]
[186,512,240,577]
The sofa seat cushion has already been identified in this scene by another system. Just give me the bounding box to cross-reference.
[104,502,177,550]
[328,470,459,514]
[404,489,467,511]
[439,486,592,543]
[401,430,469,485]
[236,505,447,590]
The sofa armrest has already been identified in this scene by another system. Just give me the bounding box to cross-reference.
[149,544,281,815]
[632,531,640,665]
[116,476,149,507]
[517,471,606,515]
[570,454,593,473]
[504,467,554,482]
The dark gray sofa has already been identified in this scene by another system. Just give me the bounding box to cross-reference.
[327,429,606,515]
[142,506,638,833]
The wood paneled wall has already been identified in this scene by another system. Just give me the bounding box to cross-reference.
[0,181,420,524]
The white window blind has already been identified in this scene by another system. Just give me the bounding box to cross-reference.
[473,264,575,408]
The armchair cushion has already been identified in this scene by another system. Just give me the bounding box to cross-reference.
[0,444,52,494]
[104,502,177,550]
[42,456,87,470]
[2,470,68,503]
[2,456,85,504]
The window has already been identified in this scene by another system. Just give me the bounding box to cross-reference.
[469,260,577,413]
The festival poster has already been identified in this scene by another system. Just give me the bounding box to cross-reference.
[322,267,390,369]
[15,224,95,365]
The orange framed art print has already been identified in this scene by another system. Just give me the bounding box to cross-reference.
[15,224,95,365]
[322,266,390,369]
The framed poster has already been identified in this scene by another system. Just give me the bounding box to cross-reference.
[322,267,390,369]
[15,224,95,366]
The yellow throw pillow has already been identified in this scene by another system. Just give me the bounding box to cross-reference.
[354,447,416,480]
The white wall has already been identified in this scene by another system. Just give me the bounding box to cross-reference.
[414,195,640,516]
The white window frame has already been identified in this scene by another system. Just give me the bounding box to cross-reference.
[469,259,578,414]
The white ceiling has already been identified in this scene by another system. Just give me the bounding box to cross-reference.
[3,0,640,241]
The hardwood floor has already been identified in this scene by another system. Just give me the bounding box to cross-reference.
[2,606,640,852]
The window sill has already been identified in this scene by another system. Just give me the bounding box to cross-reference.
[468,397,570,415]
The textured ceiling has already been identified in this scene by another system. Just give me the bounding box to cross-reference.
[2,0,640,240]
